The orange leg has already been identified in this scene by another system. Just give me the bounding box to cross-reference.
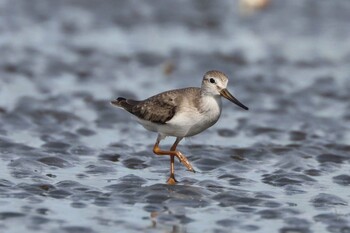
[153,136,195,184]
[168,137,182,184]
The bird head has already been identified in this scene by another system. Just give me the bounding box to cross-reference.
[201,70,249,110]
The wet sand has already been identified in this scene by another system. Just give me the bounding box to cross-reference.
[0,1,350,232]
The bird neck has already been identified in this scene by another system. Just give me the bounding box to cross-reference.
[199,92,222,114]
[200,84,215,96]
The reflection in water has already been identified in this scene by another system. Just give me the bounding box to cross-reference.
[150,209,184,233]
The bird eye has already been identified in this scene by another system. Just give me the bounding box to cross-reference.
[209,78,216,84]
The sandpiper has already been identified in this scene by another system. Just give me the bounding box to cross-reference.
[111,70,248,184]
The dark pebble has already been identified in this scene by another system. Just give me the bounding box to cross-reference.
[59,226,96,233]
[217,128,237,137]
[76,128,96,136]
[213,192,263,207]
[71,202,87,208]
[122,157,148,169]
[0,179,14,187]
[42,141,71,151]
[313,213,348,225]
[98,153,121,162]
[85,165,116,174]
[0,212,25,220]
[317,154,347,164]
[279,227,311,233]
[289,131,307,141]
[48,189,72,199]
[37,157,72,168]
[310,193,348,208]
[30,216,50,225]
[257,209,282,219]
[216,219,238,227]
[333,174,350,186]
[304,169,322,176]
[262,172,315,187]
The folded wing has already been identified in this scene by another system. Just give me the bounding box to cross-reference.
[111,92,177,124]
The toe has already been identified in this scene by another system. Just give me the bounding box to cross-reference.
[167,177,177,185]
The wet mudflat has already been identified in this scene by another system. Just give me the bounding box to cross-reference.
[1,1,350,232]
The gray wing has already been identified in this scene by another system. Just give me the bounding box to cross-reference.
[131,91,178,124]
[112,91,178,124]
[112,87,200,124]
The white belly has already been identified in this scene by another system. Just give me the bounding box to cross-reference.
[138,95,222,138]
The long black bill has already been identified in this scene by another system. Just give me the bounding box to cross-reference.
[220,88,249,110]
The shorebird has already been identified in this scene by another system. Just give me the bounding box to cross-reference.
[111,70,248,184]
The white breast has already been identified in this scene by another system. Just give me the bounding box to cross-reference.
[159,95,222,137]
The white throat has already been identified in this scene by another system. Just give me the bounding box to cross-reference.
[199,94,222,121]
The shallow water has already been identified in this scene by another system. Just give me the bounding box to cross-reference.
[1,0,350,232]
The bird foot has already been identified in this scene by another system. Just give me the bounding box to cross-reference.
[167,176,177,185]
[176,151,195,173]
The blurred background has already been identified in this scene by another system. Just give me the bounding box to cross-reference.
[0,0,350,233]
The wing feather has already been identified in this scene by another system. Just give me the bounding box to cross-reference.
[112,87,200,124]
[131,92,177,124]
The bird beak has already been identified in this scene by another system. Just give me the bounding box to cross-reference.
[220,88,249,110]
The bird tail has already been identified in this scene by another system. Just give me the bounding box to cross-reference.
[111,97,139,112]
[111,97,126,107]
